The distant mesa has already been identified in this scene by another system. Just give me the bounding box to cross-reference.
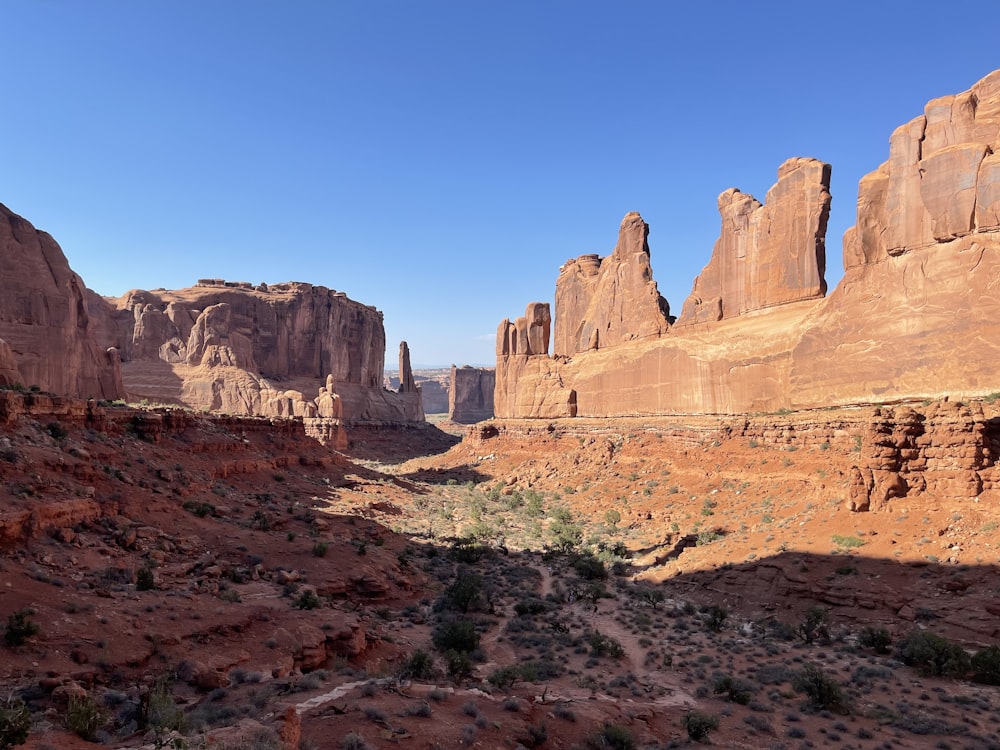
[496,69,1000,419]
[449,364,495,424]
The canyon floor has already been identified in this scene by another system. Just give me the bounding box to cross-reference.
[2,396,1000,749]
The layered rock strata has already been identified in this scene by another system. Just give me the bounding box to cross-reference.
[448,365,495,424]
[89,282,422,423]
[495,70,1000,419]
[0,204,124,399]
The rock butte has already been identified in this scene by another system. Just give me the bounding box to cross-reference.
[496,70,1000,421]
[448,365,495,424]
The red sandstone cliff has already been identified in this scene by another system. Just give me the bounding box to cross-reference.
[553,212,671,355]
[89,280,423,423]
[448,365,495,424]
[495,70,1000,419]
[678,157,830,324]
[0,204,124,399]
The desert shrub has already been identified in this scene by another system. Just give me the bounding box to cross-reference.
[136,565,155,591]
[405,701,432,717]
[432,618,479,655]
[142,675,185,736]
[441,571,484,613]
[443,649,473,679]
[340,730,371,749]
[64,694,105,741]
[293,590,322,610]
[587,723,634,750]
[572,553,607,581]
[399,649,435,680]
[46,422,68,440]
[585,630,625,658]
[712,673,755,704]
[312,541,328,557]
[971,645,1000,685]
[449,537,490,563]
[514,598,549,616]
[792,663,848,713]
[0,696,30,749]
[797,606,830,644]
[858,626,891,654]
[898,630,970,677]
[702,604,728,633]
[682,711,719,742]
[3,610,40,647]
[487,665,523,690]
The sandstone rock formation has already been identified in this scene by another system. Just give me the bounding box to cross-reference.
[0,203,123,399]
[553,212,671,355]
[678,157,830,324]
[496,70,1000,420]
[495,303,576,418]
[448,365,495,424]
[88,281,423,423]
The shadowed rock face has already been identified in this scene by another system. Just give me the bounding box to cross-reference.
[495,70,1000,419]
[448,365,495,424]
[0,203,123,399]
[86,281,422,422]
[679,157,831,324]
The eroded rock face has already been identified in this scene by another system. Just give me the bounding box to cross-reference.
[0,204,123,399]
[448,365,495,424]
[92,282,422,423]
[844,69,1000,267]
[678,157,830,324]
[496,70,1000,420]
[553,212,671,355]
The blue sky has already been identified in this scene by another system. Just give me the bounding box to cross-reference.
[2,1,997,368]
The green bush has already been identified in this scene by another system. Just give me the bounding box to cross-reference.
[293,590,322,610]
[792,663,848,713]
[0,696,30,749]
[572,553,607,581]
[797,606,830,644]
[432,618,479,655]
[971,645,1000,685]
[136,565,155,591]
[441,571,484,613]
[399,650,435,680]
[64,694,105,741]
[702,605,728,633]
[711,673,754,704]
[682,711,719,742]
[587,723,634,750]
[858,626,891,654]
[585,630,624,658]
[3,611,40,648]
[898,630,970,677]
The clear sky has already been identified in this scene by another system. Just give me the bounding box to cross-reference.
[2,1,997,368]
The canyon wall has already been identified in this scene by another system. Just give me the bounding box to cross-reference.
[448,365,495,424]
[496,70,1000,419]
[0,204,124,399]
[89,280,423,423]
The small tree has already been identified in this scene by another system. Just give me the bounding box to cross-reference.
[792,663,848,713]
[797,606,830,644]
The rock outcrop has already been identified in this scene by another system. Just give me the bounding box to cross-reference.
[496,70,1000,419]
[89,281,422,423]
[448,365,495,424]
[678,157,830,324]
[495,303,576,419]
[0,204,123,399]
[553,212,671,355]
